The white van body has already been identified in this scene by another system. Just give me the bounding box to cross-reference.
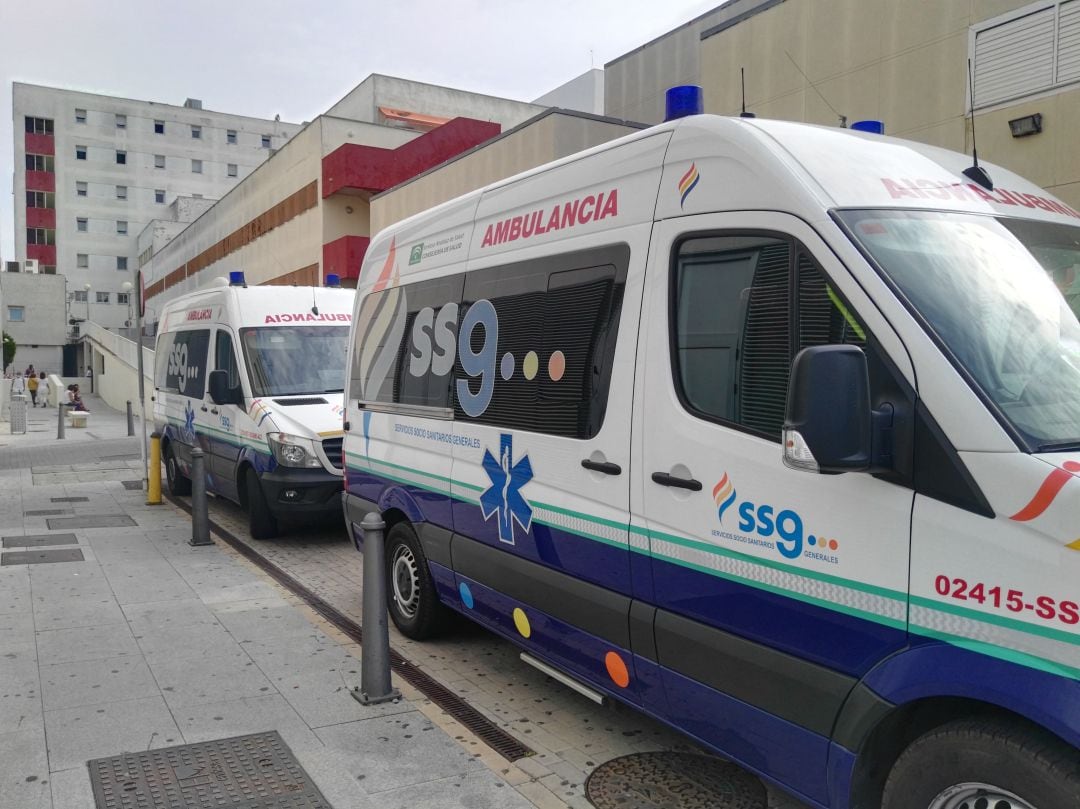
[342,116,1080,808]
[154,278,354,538]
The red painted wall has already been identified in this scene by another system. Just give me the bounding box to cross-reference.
[322,117,501,198]
[322,235,371,280]
[26,207,55,229]
[27,244,56,265]
[25,170,55,192]
[25,132,55,155]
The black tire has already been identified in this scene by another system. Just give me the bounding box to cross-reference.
[164,442,192,496]
[245,472,279,540]
[384,522,446,640]
[882,718,1080,809]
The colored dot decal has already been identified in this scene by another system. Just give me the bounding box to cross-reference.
[828,539,839,551]
[523,352,539,381]
[500,352,515,381]
[807,535,817,546]
[605,651,630,688]
[513,607,531,639]
[548,350,566,382]
[458,581,474,609]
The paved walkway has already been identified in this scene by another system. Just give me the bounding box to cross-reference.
[0,398,538,809]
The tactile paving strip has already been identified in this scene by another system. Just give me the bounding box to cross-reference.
[584,752,766,809]
[87,731,332,809]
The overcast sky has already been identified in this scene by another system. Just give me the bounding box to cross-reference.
[0,0,723,261]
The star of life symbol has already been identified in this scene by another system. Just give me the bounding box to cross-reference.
[480,434,533,545]
[182,400,197,443]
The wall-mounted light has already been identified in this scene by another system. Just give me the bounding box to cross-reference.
[1009,113,1042,138]
[344,205,354,214]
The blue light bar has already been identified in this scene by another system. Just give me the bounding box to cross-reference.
[325,274,341,288]
[229,271,246,287]
[851,120,885,135]
[665,86,703,122]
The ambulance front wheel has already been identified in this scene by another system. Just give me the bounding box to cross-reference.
[881,718,1079,809]
[245,472,279,540]
[384,522,446,640]
[165,442,191,497]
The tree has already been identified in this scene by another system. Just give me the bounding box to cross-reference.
[2,332,14,372]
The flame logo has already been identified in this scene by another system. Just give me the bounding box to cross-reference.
[713,473,737,524]
[1010,460,1080,522]
[678,163,700,209]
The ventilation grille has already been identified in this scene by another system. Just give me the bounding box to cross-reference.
[272,397,328,406]
[738,244,790,438]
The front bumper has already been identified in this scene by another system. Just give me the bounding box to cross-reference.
[258,467,343,520]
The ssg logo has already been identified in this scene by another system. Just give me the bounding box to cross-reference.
[480,434,533,544]
[713,472,841,564]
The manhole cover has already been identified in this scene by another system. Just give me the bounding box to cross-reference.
[2,533,78,548]
[1,548,84,566]
[47,514,137,530]
[88,730,331,809]
[584,752,766,809]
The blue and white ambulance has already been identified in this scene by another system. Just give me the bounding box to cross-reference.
[154,273,354,538]
[341,115,1080,808]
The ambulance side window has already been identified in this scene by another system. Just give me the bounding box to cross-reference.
[160,329,211,399]
[673,235,866,441]
[215,331,241,390]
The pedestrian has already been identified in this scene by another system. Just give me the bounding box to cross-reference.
[27,371,39,407]
[24,364,35,379]
[85,365,93,380]
[38,372,50,407]
[71,384,89,412]
[11,372,26,397]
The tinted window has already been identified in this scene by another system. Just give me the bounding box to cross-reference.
[155,329,210,398]
[242,326,348,397]
[215,330,241,389]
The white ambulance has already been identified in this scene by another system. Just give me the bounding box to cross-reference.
[342,115,1080,808]
[154,273,354,538]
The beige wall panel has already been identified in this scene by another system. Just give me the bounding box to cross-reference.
[971,0,1037,25]
[881,0,972,55]
[1047,86,1080,194]
[812,64,884,126]
[879,31,968,132]
[323,196,371,244]
[892,117,968,153]
[975,88,1080,189]
[805,0,887,82]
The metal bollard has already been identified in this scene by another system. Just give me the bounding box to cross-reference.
[126,401,135,436]
[188,448,212,546]
[352,512,401,705]
[57,402,66,440]
[147,433,162,505]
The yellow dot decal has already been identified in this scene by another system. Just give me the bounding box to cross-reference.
[523,351,539,381]
[548,350,566,382]
[513,607,531,638]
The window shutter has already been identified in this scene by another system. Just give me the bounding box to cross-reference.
[974,6,1055,107]
[1059,0,1080,84]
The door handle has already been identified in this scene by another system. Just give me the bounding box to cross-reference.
[581,459,621,475]
[651,472,702,491]
[200,405,208,412]
[210,407,219,415]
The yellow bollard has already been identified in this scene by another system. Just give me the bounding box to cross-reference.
[147,432,163,505]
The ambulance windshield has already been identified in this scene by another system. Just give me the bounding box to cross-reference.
[240,325,349,397]
[837,209,1080,451]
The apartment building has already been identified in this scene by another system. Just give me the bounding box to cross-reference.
[13,83,301,330]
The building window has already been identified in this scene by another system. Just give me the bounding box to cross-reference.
[115,113,127,129]
[117,256,128,271]
[116,150,127,165]
[191,125,202,139]
[26,191,55,208]
[192,159,202,174]
[27,228,56,245]
[25,154,54,172]
[154,154,165,169]
[77,217,88,232]
[76,145,87,160]
[96,292,110,304]
[116,185,127,200]
[227,163,238,177]
[7,306,25,322]
[24,116,53,135]
[261,135,271,148]
[154,189,165,203]
[77,254,88,268]
[117,292,130,305]
[75,108,87,124]
[227,129,237,144]
[117,220,128,235]
[76,181,88,197]
[154,119,164,134]
[73,290,88,303]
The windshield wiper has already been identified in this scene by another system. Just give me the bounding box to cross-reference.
[1036,440,1080,452]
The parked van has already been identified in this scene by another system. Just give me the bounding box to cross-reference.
[341,115,1080,808]
[154,273,354,538]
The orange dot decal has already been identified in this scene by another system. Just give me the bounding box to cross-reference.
[548,351,565,382]
[828,539,838,551]
[605,651,630,688]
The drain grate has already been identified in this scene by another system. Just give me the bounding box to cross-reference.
[47,514,137,530]
[51,496,90,503]
[166,495,534,763]
[100,454,140,461]
[585,752,766,809]
[122,480,143,490]
[87,730,331,809]
[25,508,70,516]
[1,548,84,566]
[2,533,78,548]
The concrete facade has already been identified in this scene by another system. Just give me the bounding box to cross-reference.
[532,69,606,115]
[0,269,68,374]
[604,0,1080,210]
[13,83,302,331]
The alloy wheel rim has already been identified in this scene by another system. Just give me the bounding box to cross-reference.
[928,782,1037,809]
[391,545,420,618]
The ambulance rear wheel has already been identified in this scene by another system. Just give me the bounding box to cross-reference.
[165,443,191,496]
[881,718,1080,809]
[385,522,445,640]
[245,472,279,540]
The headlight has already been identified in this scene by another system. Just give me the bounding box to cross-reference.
[267,433,322,468]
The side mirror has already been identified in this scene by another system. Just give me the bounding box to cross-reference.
[209,370,242,406]
[783,345,887,473]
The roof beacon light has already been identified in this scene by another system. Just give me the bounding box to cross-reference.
[325,274,341,288]
[851,120,885,135]
[665,86,703,122]
[228,271,246,287]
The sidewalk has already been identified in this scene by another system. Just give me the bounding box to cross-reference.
[0,398,540,809]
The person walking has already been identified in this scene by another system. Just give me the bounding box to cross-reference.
[38,372,50,407]
[27,372,39,407]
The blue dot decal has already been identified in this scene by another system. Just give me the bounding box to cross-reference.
[808,535,817,546]
[459,581,474,609]
[500,352,515,381]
